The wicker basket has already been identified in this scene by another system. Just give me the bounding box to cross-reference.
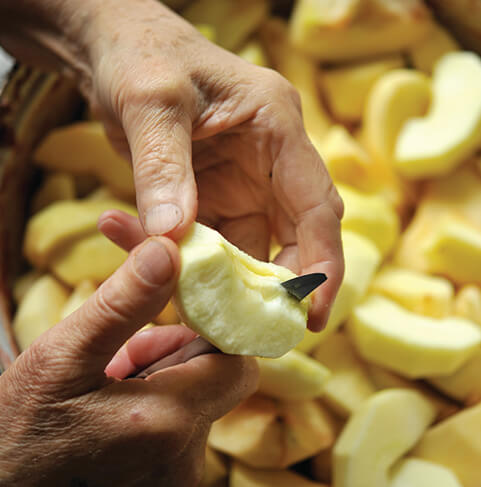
[0,65,81,371]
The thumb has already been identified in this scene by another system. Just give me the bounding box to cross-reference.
[30,237,180,394]
[126,108,198,239]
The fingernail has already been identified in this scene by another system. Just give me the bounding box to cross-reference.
[134,239,173,286]
[144,203,183,235]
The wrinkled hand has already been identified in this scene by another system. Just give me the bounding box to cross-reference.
[1,0,344,330]
[0,237,257,486]
[79,0,344,330]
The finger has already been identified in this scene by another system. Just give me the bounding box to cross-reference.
[272,129,344,332]
[148,353,259,423]
[218,214,270,261]
[40,236,180,390]
[124,106,198,239]
[105,325,197,379]
[98,209,146,251]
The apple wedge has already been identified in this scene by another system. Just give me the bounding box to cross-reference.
[208,394,336,469]
[366,363,459,421]
[312,332,376,418]
[173,222,309,358]
[422,215,481,287]
[348,294,481,378]
[363,69,431,168]
[315,125,379,194]
[370,265,454,318]
[337,184,400,257]
[395,167,481,273]
[230,461,327,487]
[413,403,481,487]
[24,198,136,269]
[321,55,404,123]
[395,52,481,178]
[257,349,331,400]
[289,0,432,62]
[362,68,430,210]
[390,458,463,487]
[34,122,135,197]
[297,231,381,354]
[51,232,128,286]
[333,389,436,487]
[13,274,69,351]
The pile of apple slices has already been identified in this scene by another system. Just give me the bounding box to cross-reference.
[12,0,481,485]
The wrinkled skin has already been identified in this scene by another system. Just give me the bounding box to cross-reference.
[0,237,258,486]
[0,0,344,484]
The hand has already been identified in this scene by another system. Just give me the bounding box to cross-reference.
[1,0,343,331]
[80,0,344,331]
[0,237,258,486]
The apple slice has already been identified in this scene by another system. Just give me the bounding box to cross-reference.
[422,215,481,286]
[395,52,481,178]
[34,122,135,197]
[314,125,378,194]
[413,403,481,487]
[366,363,459,421]
[13,274,69,351]
[24,198,136,269]
[321,54,404,123]
[390,458,463,487]
[348,294,481,378]
[337,184,400,257]
[333,389,436,487]
[173,222,308,358]
[51,232,127,286]
[257,349,331,400]
[312,332,376,418]
[362,68,430,211]
[230,461,327,487]
[208,394,336,469]
[297,231,381,354]
[289,0,432,62]
[370,265,454,318]
[363,69,431,168]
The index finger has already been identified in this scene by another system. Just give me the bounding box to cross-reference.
[272,126,344,332]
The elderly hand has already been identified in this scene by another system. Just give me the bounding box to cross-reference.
[2,0,344,331]
[0,236,258,486]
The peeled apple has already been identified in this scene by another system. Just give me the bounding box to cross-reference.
[173,222,309,357]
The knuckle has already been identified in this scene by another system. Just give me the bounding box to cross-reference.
[122,68,194,116]
[267,70,302,110]
[330,185,345,220]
